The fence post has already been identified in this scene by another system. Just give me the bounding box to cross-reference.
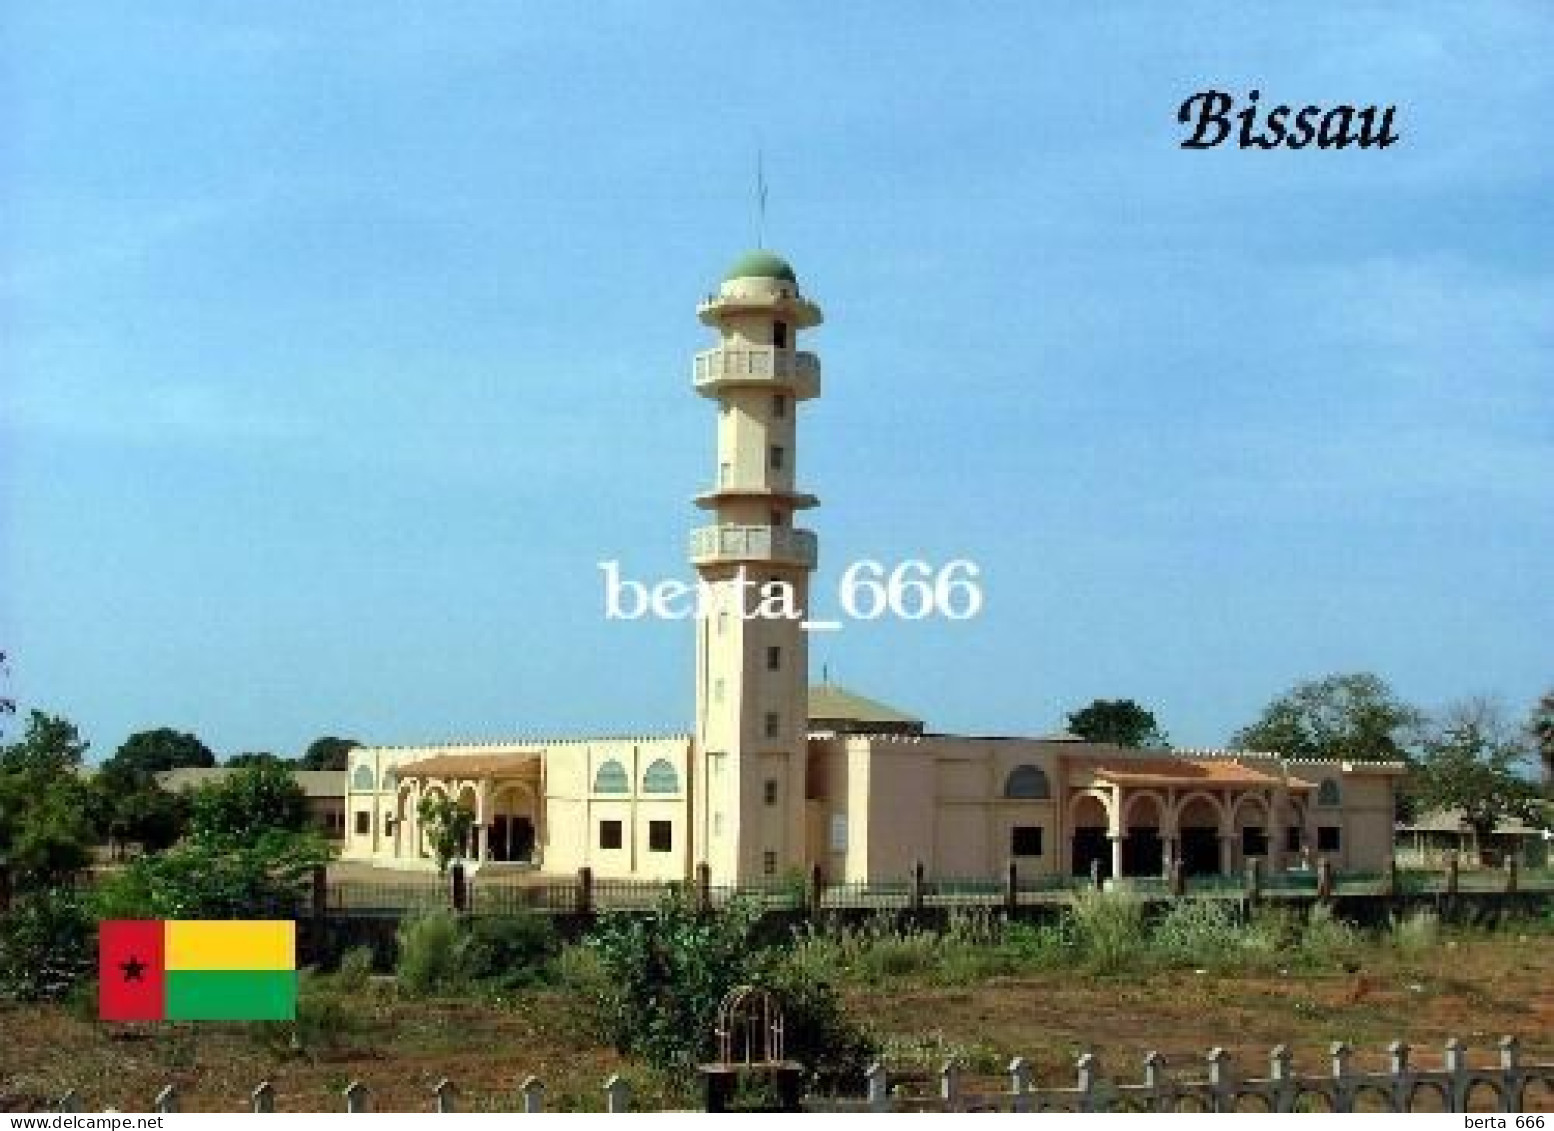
[1445,852,1459,898]
[154,1085,179,1114]
[939,1059,960,1110]
[1330,1041,1354,1112]
[1206,1047,1232,1113]
[809,863,824,918]
[1497,1036,1522,1113]
[603,1074,631,1113]
[1382,858,1398,900]
[1444,1038,1468,1112]
[1142,1051,1167,1113]
[520,1075,545,1113]
[1504,854,1518,894]
[1169,856,1185,898]
[1269,1046,1295,1113]
[433,1078,457,1113]
[450,863,467,914]
[344,1081,371,1113]
[1008,1056,1032,1112]
[1316,857,1333,901]
[1089,858,1102,891]
[910,859,925,914]
[1004,859,1018,912]
[1075,1052,1099,1113]
[1388,1040,1411,1112]
[695,861,712,914]
[865,1062,890,1112]
[577,866,594,917]
[251,1082,275,1113]
[1244,858,1261,905]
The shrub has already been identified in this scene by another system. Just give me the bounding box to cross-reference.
[333,946,376,993]
[1299,902,1361,967]
[1151,899,1244,968]
[395,910,469,997]
[92,830,325,920]
[1068,888,1146,973]
[463,911,561,990]
[0,886,94,1002]
[1390,908,1440,958]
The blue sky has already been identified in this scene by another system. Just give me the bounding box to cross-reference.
[3,3,1550,760]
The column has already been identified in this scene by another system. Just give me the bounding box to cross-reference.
[1110,835,1124,881]
[1218,834,1234,876]
[1162,837,1177,879]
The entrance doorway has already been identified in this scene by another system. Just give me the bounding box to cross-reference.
[490,815,536,863]
[1180,827,1220,876]
[1071,827,1110,879]
[1122,827,1163,877]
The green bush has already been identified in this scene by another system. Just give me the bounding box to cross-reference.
[463,912,561,990]
[1390,908,1440,958]
[1151,898,1245,967]
[587,887,874,1080]
[1068,888,1147,973]
[0,886,94,1002]
[395,910,469,997]
[333,946,376,993]
[1299,902,1361,967]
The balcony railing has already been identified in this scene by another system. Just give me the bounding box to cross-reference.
[692,346,820,400]
[689,524,818,568]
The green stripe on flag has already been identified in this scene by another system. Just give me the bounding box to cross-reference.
[165,969,297,1021]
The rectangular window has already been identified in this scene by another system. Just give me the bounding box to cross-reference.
[599,820,623,850]
[354,811,371,836]
[1317,826,1341,853]
[763,850,777,876]
[1285,826,1302,853]
[764,779,778,806]
[719,461,731,486]
[770,508,783,527]
[717,610,729,636]
[769,445,785,471]
[829,814,848,852]
[766,645,781,671]
[648,820,673,853]
[772,393,787,418]
[764,711,780,738]
[1010,826,1044,857]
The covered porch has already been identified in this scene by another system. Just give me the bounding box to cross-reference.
[391,752,545,867]
[1065,757,1315,881]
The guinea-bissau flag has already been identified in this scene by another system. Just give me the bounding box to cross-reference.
[99,920,297,1022]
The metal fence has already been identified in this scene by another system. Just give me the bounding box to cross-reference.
[46,1037,1554,1113]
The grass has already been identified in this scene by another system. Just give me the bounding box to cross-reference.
[2,903,1551,1111]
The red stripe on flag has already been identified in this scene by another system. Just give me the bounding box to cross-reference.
[99,920,166,1022]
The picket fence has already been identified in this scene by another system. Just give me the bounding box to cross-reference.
[47,1037,1554,1114]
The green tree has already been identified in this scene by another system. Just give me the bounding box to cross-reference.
[95,830,328,920]
[416,793,475,874]
[299,736,359,771]
[0,649,15,736]
[102,727,215,778]
[1232,672,1422,762]
[225,751,291,768]
[1528,689,1554,789]
[1410,699,1540,862]
[103,784,190,854]
[189,762,308,842]
[1066,699,1169,747]
[0,711,96,889]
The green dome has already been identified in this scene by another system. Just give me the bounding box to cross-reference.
[723,249,797,284]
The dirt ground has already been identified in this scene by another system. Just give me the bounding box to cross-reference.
[3,934,1550,1112]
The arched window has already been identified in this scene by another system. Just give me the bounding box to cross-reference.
[351,764,376,792]
[593,759,629,794]
[1004,764,1051,800]
[642,759,680,794]
[1317,777,1341,807]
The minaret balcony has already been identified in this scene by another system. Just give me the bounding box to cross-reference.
[689,523,818,569]
[693,346,821,401]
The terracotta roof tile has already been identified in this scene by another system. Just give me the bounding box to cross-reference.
[393,753,541,780]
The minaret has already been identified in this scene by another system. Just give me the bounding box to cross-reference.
[690,250,822,884]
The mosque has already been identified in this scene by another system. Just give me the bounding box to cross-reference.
[341,251,1403,885]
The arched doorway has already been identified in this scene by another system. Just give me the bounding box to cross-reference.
[1232,795,1270,871]
[1069,792,1113,879]
[1175,793,1226,876]
[1121,792,1167,878]
[488,783,539,864]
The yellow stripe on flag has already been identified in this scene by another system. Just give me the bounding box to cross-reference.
[164,920,295,971]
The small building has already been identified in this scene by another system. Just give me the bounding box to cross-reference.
[1396,808,1551,869]
[155,767,348,840]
